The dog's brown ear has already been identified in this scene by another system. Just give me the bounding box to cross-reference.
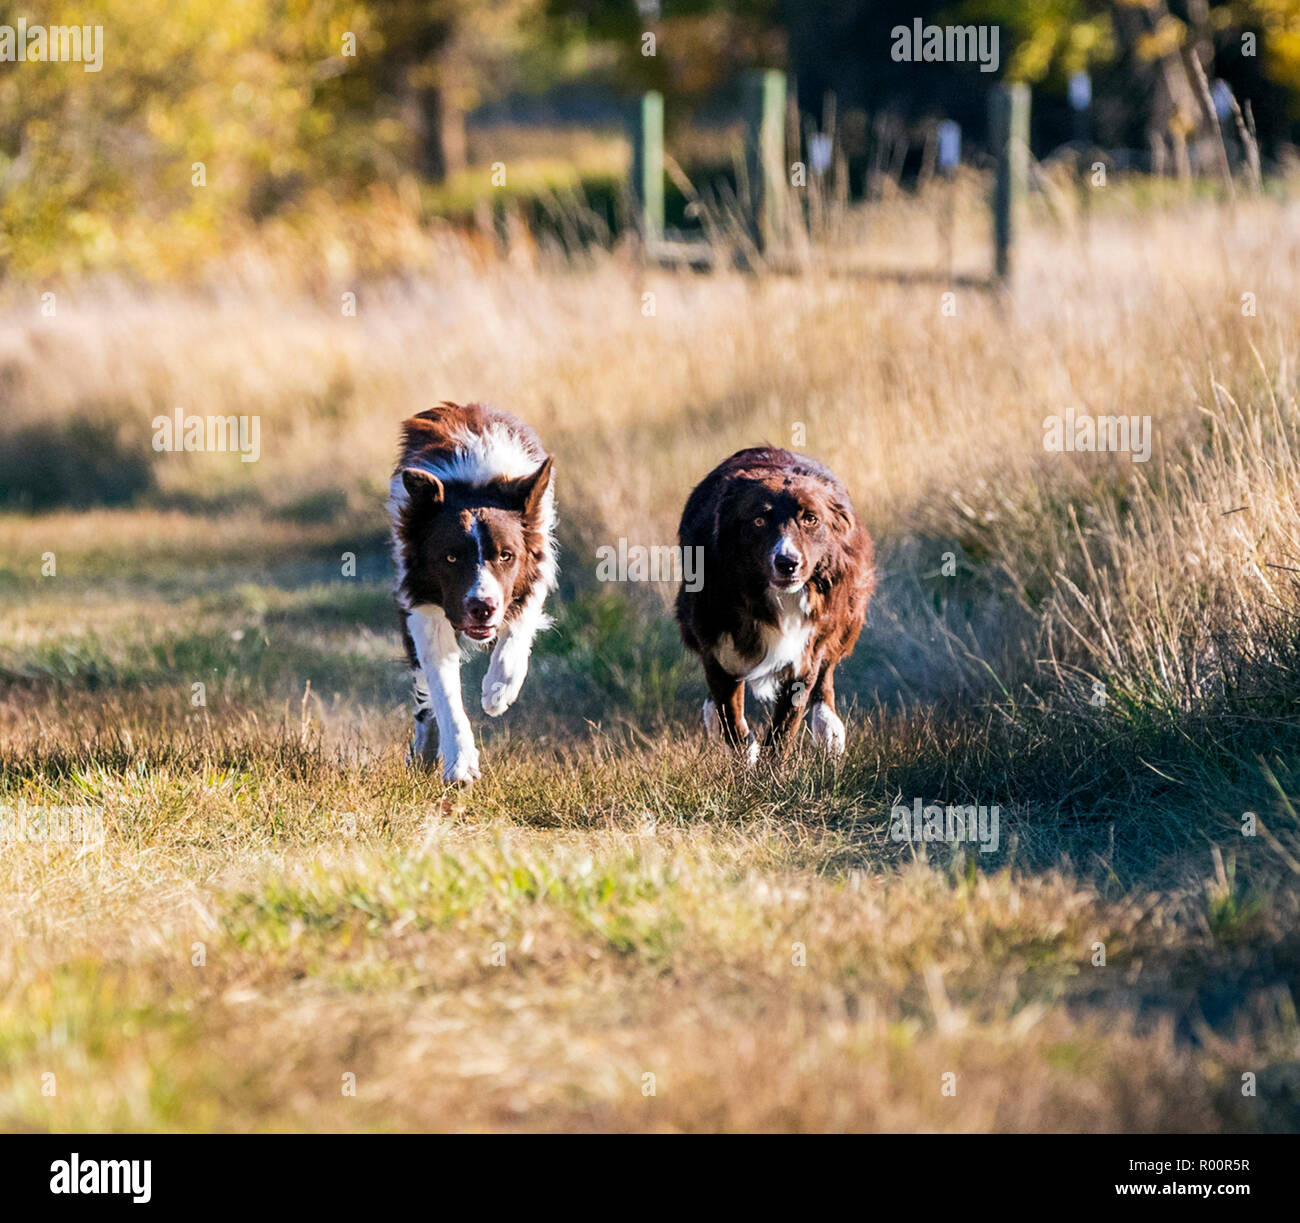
[507,456,553,523]
[401,467,445,504]
[828,498,854,534]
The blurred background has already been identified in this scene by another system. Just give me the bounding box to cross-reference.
[1,0,1298,281]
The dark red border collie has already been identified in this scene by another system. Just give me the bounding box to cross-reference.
[675,447,874,760]
[388,402,556,783]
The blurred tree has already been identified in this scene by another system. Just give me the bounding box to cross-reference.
[2,0,1300,279]
[360,0,545,182]
[546,0,784,106]
[781,0,1300,156]
[960,0,1300,153]
[0,0,553,274]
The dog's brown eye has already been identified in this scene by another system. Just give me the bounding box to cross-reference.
[753,516,766,528]
[498,551,513,563]
[444,553,457,564]
[803,512,819,527]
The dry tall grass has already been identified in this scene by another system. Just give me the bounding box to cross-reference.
[2,182,1300,1131]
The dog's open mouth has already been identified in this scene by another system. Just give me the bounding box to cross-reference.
[456,624,498,642]
[769,577,803,592]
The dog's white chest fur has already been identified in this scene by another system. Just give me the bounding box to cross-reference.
[713,587,812,702]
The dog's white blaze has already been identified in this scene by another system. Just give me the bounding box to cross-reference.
[713,585,812,703]
[387,422,559,610]
[770,536,802,569]
[464,518,506,626]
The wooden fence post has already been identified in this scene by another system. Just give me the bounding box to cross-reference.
[632,91,665,254]
[743,69,787,254]
[1069,73,1093,248]
[989,82,1029,283]
[937,120,961,278]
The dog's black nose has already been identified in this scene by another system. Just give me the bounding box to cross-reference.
[466,597,498,624]
[773,554,798,577]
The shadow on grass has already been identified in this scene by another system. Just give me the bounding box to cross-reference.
[0,417,154,510]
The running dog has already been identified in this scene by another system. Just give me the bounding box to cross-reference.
[388,402,556,782]
[675,446,874,759]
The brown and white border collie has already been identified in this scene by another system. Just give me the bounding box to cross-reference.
[388,402,556,783]
[675,447,874,760]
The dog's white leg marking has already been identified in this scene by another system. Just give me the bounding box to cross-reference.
[807,701,846,755]
[407,606,479,783]
[482,593,548,716]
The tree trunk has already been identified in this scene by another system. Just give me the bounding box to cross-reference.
[429,84,468,182]
[398,62,468,184]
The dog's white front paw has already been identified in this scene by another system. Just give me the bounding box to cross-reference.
[807,702,846,755]
[441,739,481,784]
[743,731,760,765]
[482,646,528,717]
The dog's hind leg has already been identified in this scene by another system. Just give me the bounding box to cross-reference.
[408,676,438,768]
[406,606,480,784]
[805,660,846,755]
[400,613,438,768]
[482,592,550,717]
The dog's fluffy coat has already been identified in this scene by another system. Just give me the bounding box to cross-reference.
[675,446,874,758]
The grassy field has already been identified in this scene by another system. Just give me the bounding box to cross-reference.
[3,185,1300,1131]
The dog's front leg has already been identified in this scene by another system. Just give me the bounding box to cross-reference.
[805,659,846,755]
[704,658,758,764]
[406,606,479,784]
[482,593,549,717]
[765,665,815,755]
